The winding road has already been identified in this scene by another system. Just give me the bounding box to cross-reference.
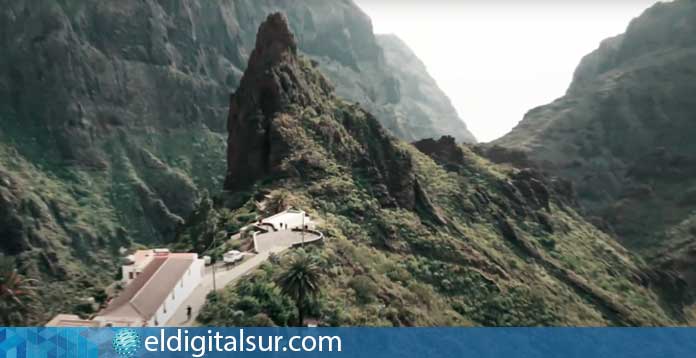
[165,213,322,326]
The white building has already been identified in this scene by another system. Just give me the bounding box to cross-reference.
[121,248,171,285]
[94,249,204,326]
[260,208,313,231]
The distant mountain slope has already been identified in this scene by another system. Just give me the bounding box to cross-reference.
[493,0,696,295]
[0,0,473,324]
[375,34,475,144]
[191,13,690,327]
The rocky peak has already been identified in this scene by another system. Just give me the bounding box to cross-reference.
[224,13,420,211]
[224,13,333,192]
[230,13,330,119]
[249,13,298,71]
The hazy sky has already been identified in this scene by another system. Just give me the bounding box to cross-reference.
[354,1,661,142]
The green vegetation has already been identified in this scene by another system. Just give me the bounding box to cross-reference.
[0,115,227,324]
[489,0,696,315]
[0,255,36,326]
[195,99,684,326]
[3,2,695,327]
[173,192,258,257]
[192,29,692,326]
[198,259,299,327]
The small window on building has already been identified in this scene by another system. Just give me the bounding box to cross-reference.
[129,272,134,280]
[172,291,176,300]
[163,304,167,314]
[180,279,184,288]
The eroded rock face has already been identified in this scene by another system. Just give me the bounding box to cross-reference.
[224,13,333,191]
[224,13,418,209]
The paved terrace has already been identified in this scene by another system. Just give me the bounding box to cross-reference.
[254,230,323,253]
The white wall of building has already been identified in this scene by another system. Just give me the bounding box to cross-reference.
[262,210,312,231]
[149,258,205,326]
[121,262,146,285]
[122,265,136,284]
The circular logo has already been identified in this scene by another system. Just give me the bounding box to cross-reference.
[112,328,142,358]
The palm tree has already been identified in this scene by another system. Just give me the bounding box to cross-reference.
[275,252,322,326]
[0,255,36,326]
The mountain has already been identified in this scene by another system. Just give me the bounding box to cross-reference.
[192,13,691,327]
[493,0,696,296]
[0,0,472,323]
[375,34,475,144]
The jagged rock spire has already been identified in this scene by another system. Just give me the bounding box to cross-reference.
[224,13,332,191]
[222,12,417,211]
[250,13,298,67]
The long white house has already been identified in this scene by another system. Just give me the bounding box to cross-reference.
[93,249,204,326]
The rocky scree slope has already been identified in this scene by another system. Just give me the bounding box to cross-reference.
[0,0,472,323]
[492,0,696,301]
[196,13,691,327]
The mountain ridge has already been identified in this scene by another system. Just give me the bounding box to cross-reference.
[493,0,696,304]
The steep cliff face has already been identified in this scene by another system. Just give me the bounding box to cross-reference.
[494,0,696,293]
[0,0,473,323]
[208,14,690,327]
